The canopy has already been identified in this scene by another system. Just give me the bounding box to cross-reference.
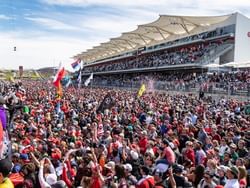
[74,13,235,64]
[220,61,250,68]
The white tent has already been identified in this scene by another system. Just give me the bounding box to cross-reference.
[220,61,250,68]
[204,63,220,68]
[74,14,234,64]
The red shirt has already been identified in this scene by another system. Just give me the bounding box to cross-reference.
[139,137,148,154]
[137,176,155,188]
[9,173,24,187]
[184,148,195,166]
[164,146,175,164]
[90,177,102,188]
[240,178,247,187]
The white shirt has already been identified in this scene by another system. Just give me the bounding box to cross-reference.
[224,179,240,188]
[219,145,229,156]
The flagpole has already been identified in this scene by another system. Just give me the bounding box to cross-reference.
[78,60,82,89]
[91,74,93,91]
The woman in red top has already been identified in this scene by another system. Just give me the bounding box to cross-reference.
[137,166,155,188]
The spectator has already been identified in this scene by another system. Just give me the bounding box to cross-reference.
[0,158,14,188]
[224,166,240,188]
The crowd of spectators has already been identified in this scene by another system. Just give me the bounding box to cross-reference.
[0,79,249,188]
[87,70,250,94]
[83,39,231,73]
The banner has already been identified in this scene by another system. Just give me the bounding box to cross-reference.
[77,69,82,88]
[97,93,116,113]
[71,59,81,71]
[84,73,93,86]
[137,84,146,97]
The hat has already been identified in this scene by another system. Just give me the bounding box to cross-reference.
[0,158,12,177]
[230,143,237,149]
[104,161,115,170]
[51,152,61,160]
[20,153,29,162]
[123,163,132,172]
[22,138,31,145]
[69,142,75,148]
[228,166,239,178]
[75,141,82,147]
[217,165,229,173]
[196,141,203,146]
[12,164,21,173]
[57,124,63,128]
[130,150,139,160]
[153,168,163,177]
[173,164,184,173]
[46,173,57,185]
[0,96,5,105]
[185,141,192,146]
[51,180,67,188]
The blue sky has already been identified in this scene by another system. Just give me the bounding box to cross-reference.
[0,0,250,71]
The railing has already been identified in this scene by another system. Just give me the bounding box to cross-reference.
[198,43,234,65]
[91,80,250,97]
[82,42,234,76]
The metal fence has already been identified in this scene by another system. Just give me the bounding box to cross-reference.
[91,80,250,97]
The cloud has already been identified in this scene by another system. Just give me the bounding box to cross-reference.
[0,31,100,70]
[79,15,150,37]
[41,0,167,7]
[0,14,12,20]
[1,0,250,71]
[41,0,250,9]
[41,0,250,18]
[25,17,78,30]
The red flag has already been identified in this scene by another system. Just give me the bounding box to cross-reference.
[53,67,66,88]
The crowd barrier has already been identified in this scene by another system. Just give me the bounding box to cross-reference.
[91,80,250,97]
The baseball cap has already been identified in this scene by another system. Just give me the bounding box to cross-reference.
[153,168,163,177]
[104,161,115,170]
[46,173,57,185]
[123,163,132,172]
[51,180,67,188]
[130,150,139,160]
[20,153,30,162]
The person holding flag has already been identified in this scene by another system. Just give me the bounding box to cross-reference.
[84,73,93,87]
[71,59,81,71]
[137,83,146,97]
[77,69,82,89]
[53,64,66,100]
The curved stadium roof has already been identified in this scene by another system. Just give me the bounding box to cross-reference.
[74,13,236,64]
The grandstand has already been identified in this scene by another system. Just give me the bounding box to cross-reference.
[74,13,250,96]
[37,67,57,79]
